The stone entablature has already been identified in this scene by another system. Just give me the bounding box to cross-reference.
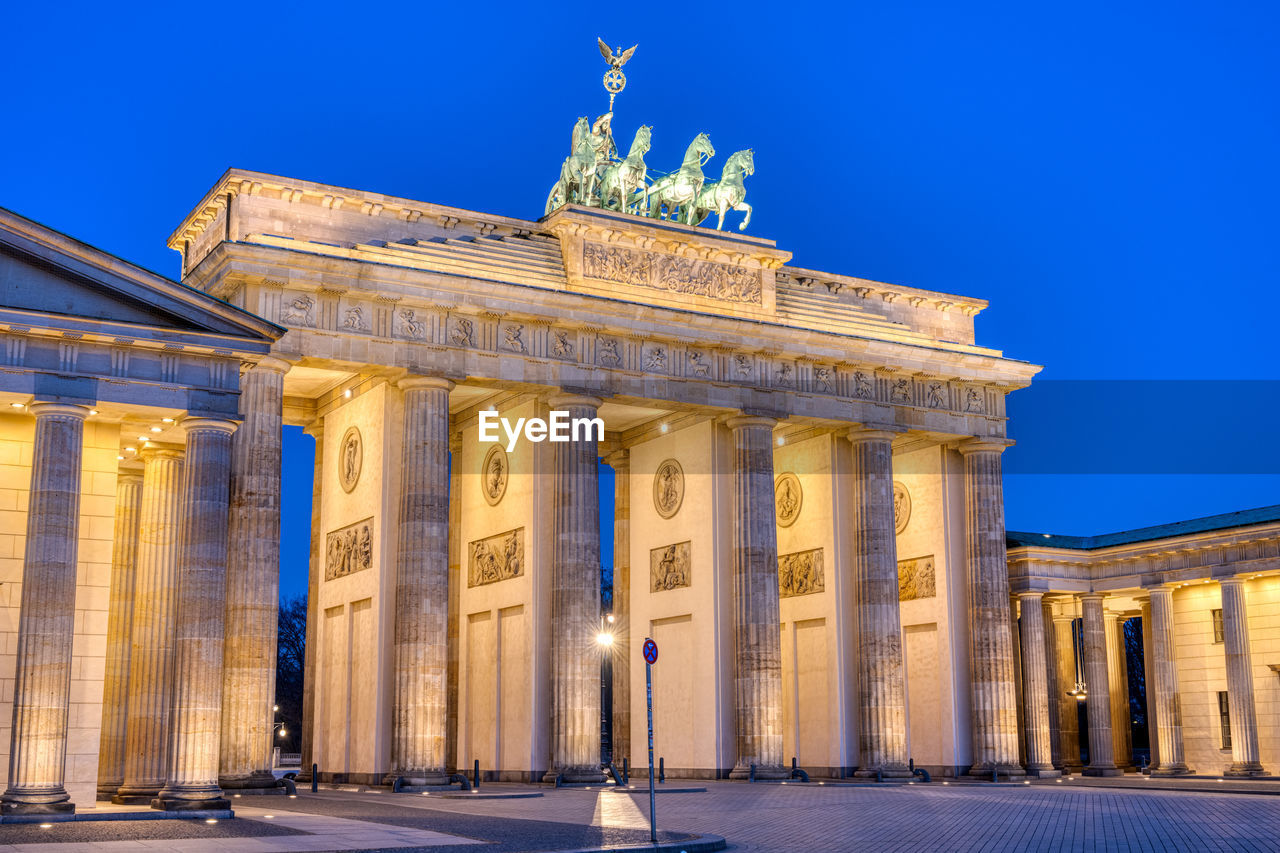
[1008,513,1280,593]
[171,170,1038,438]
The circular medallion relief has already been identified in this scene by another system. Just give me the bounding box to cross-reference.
[482,445,509,506]
[775,472,803,528]
[653,458,685,519]
[338,426,362,493]
[893,481,911,534]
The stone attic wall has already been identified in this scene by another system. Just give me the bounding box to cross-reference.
[0,414,118,807]
[1173,577,1280,774]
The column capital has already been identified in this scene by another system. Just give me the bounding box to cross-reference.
[1017,590,1046,602]
[1078,592,1106,604]
[249,356,292,375]
[27,402,91,420]
[303,419,324,439]
[139,441,186,461]
[726,414,778,431]
[1220,576,1247,588]
[603,448,630,468]
[547,392,603,410]
[958,437,1013,456]
[845,427,899,444]
[181,417,238,436]
[398,374,455,393]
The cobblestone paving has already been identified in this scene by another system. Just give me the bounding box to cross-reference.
[4,781,1280,851]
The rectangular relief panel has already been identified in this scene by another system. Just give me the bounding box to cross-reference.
[468,527,525,588]
[779,548,824,598]
[650,541,692,592]
[325,517,373,581]
[582,242,763,305]
[898,555,936,601]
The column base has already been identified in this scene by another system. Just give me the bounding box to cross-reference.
[383,770,451,787]
[112,785,162,806]
[853,764,913,779]
[1,800,74,816]
[219,771,282,791]
[1226,764,1270,777]
[541,767,607,785]
[151,795,231,812]
[1026,767,1062,778]
[967,763,1027,780]
[1083,765,1123,777]
[729,763,790,781]
[1151,764,1194,776]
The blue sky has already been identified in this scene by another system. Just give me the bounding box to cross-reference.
[5,2,1277,600]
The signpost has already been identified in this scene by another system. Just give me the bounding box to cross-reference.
[642,637,659,843]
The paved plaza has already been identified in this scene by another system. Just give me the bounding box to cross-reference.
[3,779,1280,852]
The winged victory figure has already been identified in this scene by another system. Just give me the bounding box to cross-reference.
[598,38,637,71]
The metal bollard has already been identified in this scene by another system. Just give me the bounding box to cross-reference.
[992,767,999,783]
[474,759,481,791]
[623,757,629,785]
[750,764,756,783]
[909,758,914,772]
[311,763,318,793]
[659,756,665,783]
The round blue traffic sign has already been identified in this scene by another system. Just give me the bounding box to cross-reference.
[642,637,658,665]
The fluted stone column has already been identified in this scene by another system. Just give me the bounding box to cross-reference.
[115,444,186,804]
[1221,578,1268,776]
[1080,594,1120,776]
[2,403,88,815]
[544,394,607,783]
[446,431,462,774]
[1140,598,1159,770]
[220,357,287,790]
[1053,614,1082,771]
[1010,596,1026,768]
[1042,599,1063,771]
[97,467,144,798]
[1017,593,1059,777]
[847,430,909,777]
[1148,585,1191,775]
[728,416,786,780]
[386,376,454,786]
[606,449,632,765]
[298,421,323,783]
[155,418,237,810]
[1104,612,1133,770]
[959,441,1023,778]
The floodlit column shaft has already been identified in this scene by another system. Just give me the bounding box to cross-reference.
[220,358,287,788]
[1148,586,1191,774]
[1080,594,1118,775]
[298,421,323,781]
[2,403,88,815]
[545,395,606,783]
[1104,613,1132,769]
[1053,615,1082,770]
[1042,599,1063,770]
[728,416,786,779]
[157,418,237,809]
[1140,598,1159,769]
[1018,593,1058,776]
[847,430,909,777]
[960,442,1022,777]
[606,449,632,765]
[116,445,186,802]
[98,468,144,797]
[387,376,454,784]
[1221,578,1267,775]
[446,431,462,774]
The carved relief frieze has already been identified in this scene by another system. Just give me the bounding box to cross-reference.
[342,304,369,332]
[964,387,986,413]
[775,473,803,528]
[644,345,668,372]
[779,548,824,598]
[898,555,936,601]
[325,517,373,581]
[398,309,427,340]
[338,426,362,493]
[449,316,476,347]
[813,366,834,393]
[481,445,508,506]
[890,377,912,404]
[686,349,711,378]
[653,458,685,519]
[597,336,622,366]
[469,527,524,587]
[893,481,911,533]
[650,541,691,591]
[279,294,315,327]
[582,241,763,304]
[550,329,576,360]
